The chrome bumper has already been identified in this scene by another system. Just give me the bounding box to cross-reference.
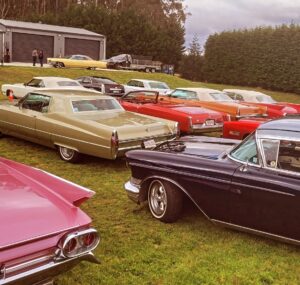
[124,181,140,203]
[0,252,99,285]
[191,123,223,133]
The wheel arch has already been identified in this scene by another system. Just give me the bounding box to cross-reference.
[140,175,211,220]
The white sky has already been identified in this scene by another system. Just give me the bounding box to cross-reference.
[184,0,300,49]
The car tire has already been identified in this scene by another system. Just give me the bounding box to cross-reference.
[148,179,183,223]
[56,62,64,68]
[151,68,156,73]
[58,146,80,163]
[145,67,150,73]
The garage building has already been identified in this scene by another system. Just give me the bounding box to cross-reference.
[0,19,106,62]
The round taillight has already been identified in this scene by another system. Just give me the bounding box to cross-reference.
[83,233,96,247]
[65,238,77,254]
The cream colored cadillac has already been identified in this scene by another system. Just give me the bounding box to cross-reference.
[0,89,178,162]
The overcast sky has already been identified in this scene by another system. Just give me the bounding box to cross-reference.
[185,0,300,49]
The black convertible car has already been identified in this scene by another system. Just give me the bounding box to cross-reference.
[125,118,300,245]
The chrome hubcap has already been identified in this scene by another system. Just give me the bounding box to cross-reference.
[149,181,167,217]
[60,147,74,159]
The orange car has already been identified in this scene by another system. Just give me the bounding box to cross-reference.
[161,88,267,120]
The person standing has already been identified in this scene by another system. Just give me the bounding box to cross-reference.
[38,50,44,67]
[32,48,38,66]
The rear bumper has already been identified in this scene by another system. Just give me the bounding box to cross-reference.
[124,181,140,203]
[190,123,223,133]
[0,252,99,285]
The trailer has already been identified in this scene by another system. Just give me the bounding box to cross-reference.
[107,54,162,73]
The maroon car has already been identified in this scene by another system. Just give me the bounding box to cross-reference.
[120,90,227,134]
[0,157,100,285]
[76,76,125,97]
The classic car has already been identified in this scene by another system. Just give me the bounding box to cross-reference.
[76,76,125,97]
[47,54,107,69]
[224,89,300,118]
[119,90,225,134]
[223,118,266,139]
[162,88,267,120]
[125,118,300,245]
[0,156,99,285]
[0,89,178,162]
[123,79,173,95]
[1,77,88,99]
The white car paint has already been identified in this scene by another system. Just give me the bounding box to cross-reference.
[123,79,173,95]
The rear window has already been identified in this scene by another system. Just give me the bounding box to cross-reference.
[57,81,81,87]
[149,82,169,89]
[210,92,233,101]
[170,90,198,100]
[72,99,122,112]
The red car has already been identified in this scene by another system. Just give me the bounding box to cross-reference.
[0,157,99,285]
[119,90,226,134]
[224,89,300,118]
[223,118,267,139]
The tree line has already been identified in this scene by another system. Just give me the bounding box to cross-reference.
[0,0,186,66]
[203,25,300,93]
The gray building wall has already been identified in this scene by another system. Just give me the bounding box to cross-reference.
[0,21,106,62]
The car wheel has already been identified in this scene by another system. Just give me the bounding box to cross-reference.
[151,68,156,73]
[148,179,183,223]
[58,146,80,163]
[145,67,150,73]
[56,62,64,68]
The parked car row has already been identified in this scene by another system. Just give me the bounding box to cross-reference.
[1,74,300,284]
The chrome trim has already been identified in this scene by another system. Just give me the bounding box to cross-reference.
[141,175,211,220]
[120,134,176,144]
[60,228,100,258]
[124,181,140,203]
[0,252,99,285]
[212,219,300,246]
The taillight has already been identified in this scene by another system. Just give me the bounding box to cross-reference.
[111,131,119,149]
[60,228,100,258]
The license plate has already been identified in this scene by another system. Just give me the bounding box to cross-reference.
[205,119,215,126]
[143,139,156,148]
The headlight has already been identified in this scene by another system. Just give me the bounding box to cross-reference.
[60,228,100,258]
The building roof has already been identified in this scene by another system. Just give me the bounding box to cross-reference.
[0,19,104,38]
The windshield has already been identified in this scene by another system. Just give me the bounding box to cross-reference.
[210,92,233,101]
[57,81,81,87]
[149,82,169,89]
[230,134,259,164]
[170,90,198,100]
[72,99,122,112]
[95,78,116,84]
[256,95,276,103]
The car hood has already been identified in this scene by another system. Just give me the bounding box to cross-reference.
[0,158,92,250]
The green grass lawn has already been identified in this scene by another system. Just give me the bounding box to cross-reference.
[0,66,300,285]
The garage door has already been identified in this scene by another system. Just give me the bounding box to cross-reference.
[65,38,100,60]
[12,32,54,62]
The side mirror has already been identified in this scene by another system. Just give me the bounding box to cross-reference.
[239,159,249,172]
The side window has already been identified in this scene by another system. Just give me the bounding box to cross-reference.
[230,134,259,164]
[26,79,42,87]
[278,141,300,173]
[261,139,279,168]
[22,94,50,113]
[137,81,144,88]
[127,80,136,86]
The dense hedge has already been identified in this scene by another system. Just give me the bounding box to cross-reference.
[203,25,300,93]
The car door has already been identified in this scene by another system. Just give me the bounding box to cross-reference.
[230,137,300,241]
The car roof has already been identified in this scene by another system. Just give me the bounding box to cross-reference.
[30,89,111,99]
[130,79,166,84]
[224,89,270,98]
[175,87,223,93]
[33,76,78,82]
[258,118,300,132]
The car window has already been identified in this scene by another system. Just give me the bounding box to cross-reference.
[26,79,44,88]
[149,82,169,89]
[137,81,144,88]
[72,99,122,112]
[94,78,116,84]
[21,94,50,113]
[277,141,300,173]
[170,90,198,100]
[230,134,259,164]
[57,81,81,86]
[261,139,280,168]
[210,92,233,101]
[127,80,137,87]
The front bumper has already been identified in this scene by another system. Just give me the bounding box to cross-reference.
[124,181,140,203]
[0,252,98,285]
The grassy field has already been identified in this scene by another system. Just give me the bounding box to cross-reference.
[0,66,300,285]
